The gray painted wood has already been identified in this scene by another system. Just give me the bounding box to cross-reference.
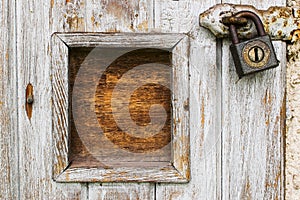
[155,0,222,199]
[17,0,86,199]
[0,0,18,199]
[221,0,286,199]
[88,183,154,200]
[0,0,286,199]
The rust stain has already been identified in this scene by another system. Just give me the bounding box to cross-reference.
[265,171,281,189]
[242,179,252,200]
[50,0,54,8]
[292,30,300,42]
[63,0,85,30]
[265,118,270,126]
[263,89,272,105]
[137,20,148,31]
[91,16,95,24]
[201,98,205,128]
[169,190,183,199]
[5,51,9,60]
[280,91,286,137]
[25,83,33,120]
[278,8,291,18]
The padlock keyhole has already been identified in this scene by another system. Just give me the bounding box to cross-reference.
[248,46,264,63]
[254,48,259,62]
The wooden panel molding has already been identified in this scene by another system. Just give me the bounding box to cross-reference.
[51,33,190,183]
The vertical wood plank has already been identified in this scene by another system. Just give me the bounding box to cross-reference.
[86,0,153,32]
[221,0,286,199]
[155,0,222,199]
[172,35,190,181]
[154,0,218,33]
[17,0,87,198]
[84,1,156,199]
[0,0,18,199]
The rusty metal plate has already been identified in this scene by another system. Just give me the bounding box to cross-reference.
[199,4,300,42]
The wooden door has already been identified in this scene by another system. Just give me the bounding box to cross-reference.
[0,0,285,199]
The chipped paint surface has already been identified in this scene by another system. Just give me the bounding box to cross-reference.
[87,0,151,32]
[61,0,85,31]
[199,4,300,42]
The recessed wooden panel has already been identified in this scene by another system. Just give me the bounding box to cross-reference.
[68,47,172,168]
[52,33,190,183]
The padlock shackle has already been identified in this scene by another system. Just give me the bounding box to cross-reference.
[229,11,266,44]
[229,24,239,44]
[235,11,266,36]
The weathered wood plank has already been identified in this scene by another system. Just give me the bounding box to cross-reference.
[155,0,222,199]
[17,0,86,198]
[89,183,154,200]
[156,29,222,200]
[171,35,190,181]
[86,0,153,32]
[56,32,184,48]
[221,40,286,200]
[56,166,187,183]
[154,0,218,33]
[52,34,69,179]
[0,0,18,199]
[221,0,286,199]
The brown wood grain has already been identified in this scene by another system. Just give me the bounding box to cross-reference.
[68,47,172,168]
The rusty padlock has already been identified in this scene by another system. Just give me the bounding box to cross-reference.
[228,11,279,77]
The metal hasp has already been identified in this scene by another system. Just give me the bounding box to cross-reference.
[199,4,300,42]
[227,11,279,77]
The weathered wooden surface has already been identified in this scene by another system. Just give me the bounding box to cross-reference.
[52,34,70,179]
[0,0,18,199]
[221,0,286,199]
[1,0,287,199]
[88,183,154,200]
[17,0,86,199]
[57,33,184,48]
[155,0,222,199]
[52,33,189,183]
